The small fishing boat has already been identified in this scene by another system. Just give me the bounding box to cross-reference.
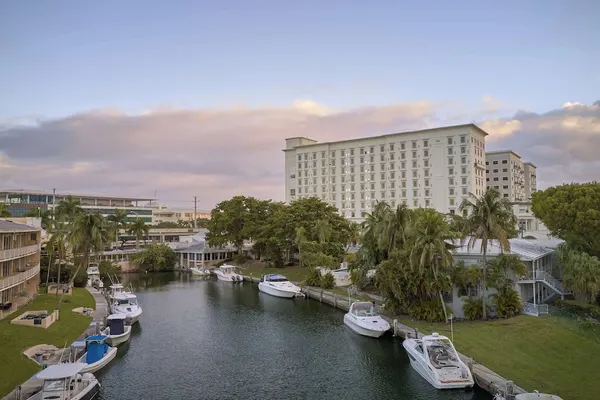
[86,264,103,289]
[190,266,211,276]
[403,332,474,390]
[76,335,117,374]
[28,363,99,400]
[111,292,143,324]
[258,274,304,298]
[102,313,132,346]
[343,301,390,338]
[214,265,243,282]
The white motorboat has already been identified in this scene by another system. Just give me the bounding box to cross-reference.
[343,301,390,338]
[86,264,103,289]
[214,265,243,282]
[76,335,117,374]
[28,363,99,400]
[190,267,211,276]
[494,391,563,400]
[258,274,304,298]
[403,332,474,390]
[111,292,143,324]
[102,313,132,346]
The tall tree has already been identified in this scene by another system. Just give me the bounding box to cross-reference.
[312,220,332,244]
[128,217,150,250]
[557,243,600,303]
[459,188,516,319]
[55,195,84,222]
[0,202,11,217]
[47,221,70,295]
[532,182,600,257]
[347,221,361,247]
[108,209,128,244]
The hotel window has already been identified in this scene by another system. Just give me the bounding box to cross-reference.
[413,200,418,207]
[380,154,385,162]
[450,198,455,206]
[390,162,395,169]
[360,183,365,191]
[424,150,429,157]
[448,157,454,165]
[304,153,308,160]
[297,162,301,170]
[331,151,336,157]
[448,137,453,145]
[370,183,375,190]
[321,169,326,175]
[351,193,355,200]
[503,177,508,181]
[381,172,385,180]
[424,169,429,177]
[425,199,430,207]
[321,151,326,158]
[461,167,467,174]
[381,191,385,198]
[360,166,365,173]
[390,143,394,151]
[423,140,429,147]
[380,182,385,189]
[331,193,336,200]
[304,178,308,185]
[390,181,395,188]
[370,146,374,153]
[412,169,418,178]
[321,177,326,184]
[493,160,498,165]
[401,142,405,150]
[390,153,395,160]
[401,162,406,169]
[331,177,336,184]
[402,181,406,188]
[370,156,375,163]
[360,157,364,164]
[449,188,455,195]
[502,160,508,164]
[461,157,466,164]
[361,202,365,208]
[503,168,508,172]
[412,161,417,168]
[401,152,405,160]
[425,189,430,197]
[350,149,354,156]
[401,171,406,179]
[379,145,384,152]
[424,160,429,167]
[341,184,346,191]
[449,167,454,175]
[413,190,418,197]
[341,193,346,201]
[462,177,467,185]
[461,146,466,154]
[462,187,468,195]
[461,136,466,144]
[321,185,326,192]
[449,178,455,185]
[412,151,417,158]
[413,179,418,187]
[298,187,302,193]
[297,155,302,161]
[503,185,509,189]
[350,166,355,173]
[402,190,406,197]
[304,162,308,168]
[424,179,429,187]
[390,171,395,179]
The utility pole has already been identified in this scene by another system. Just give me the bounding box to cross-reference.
[194,196,197,229]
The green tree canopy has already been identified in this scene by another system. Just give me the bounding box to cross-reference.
[131,243,177,272]
[0,202,11,217]
[532,182,600,257]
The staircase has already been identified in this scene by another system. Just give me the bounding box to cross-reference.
[519,270,571,317]
[519,270,572,296]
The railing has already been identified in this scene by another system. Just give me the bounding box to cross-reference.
[0,244,40,262]
[520,270,571,295]
[522,302,549,316]
[0,264,40,291]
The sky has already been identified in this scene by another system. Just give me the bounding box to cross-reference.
[1,0,599,209]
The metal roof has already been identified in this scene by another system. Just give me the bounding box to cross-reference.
[450,238,559,261]
[0,219,40,232]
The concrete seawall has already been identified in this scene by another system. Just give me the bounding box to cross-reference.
[242,274,525,398]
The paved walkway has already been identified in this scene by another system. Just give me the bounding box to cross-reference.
[3,287,108,400]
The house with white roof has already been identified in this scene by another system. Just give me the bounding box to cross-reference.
[449,238,569,318]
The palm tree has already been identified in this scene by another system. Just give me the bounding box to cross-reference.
[128,217,150,250]
[380,203,413,253]
[0,202,11,217]
[410,209,454,321]
[294,226,307,267]
[312,220,332,244]
[347,221,361,247]
[459,188,516,319]
[49,222,70,295]
[55,195,83,222]
[108,209,128,245]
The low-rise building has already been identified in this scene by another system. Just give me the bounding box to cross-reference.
[0,220,42,317]
[152,206,211,225]
[0,189,154,223]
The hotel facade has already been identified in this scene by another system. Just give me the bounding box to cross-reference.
[485,150,537,202]
[284,124,489,220]
[0,220,41,316]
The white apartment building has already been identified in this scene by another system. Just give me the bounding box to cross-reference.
[485,151,537,202]
[284,124,489,221]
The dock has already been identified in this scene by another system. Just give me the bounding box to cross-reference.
[4,287,109,400]
[242,274,526,398]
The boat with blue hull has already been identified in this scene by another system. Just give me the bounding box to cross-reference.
[76,335,117,374]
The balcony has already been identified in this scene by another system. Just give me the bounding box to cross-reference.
[0,264,40,291]
[0,244,40,262]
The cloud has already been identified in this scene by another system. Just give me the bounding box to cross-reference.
[0,99,598,209]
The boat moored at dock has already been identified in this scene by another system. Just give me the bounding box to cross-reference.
[190,266,211,276]
[102,313,132,346]
[111,292,143,324]
[214,265,243,282]
[403,332,474,390]
[76,335,117,374]
[258,274,303,298]
[343,301,390,338]
[28,363,99,400]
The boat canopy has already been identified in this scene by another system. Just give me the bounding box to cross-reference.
[349,301,378,317]
[107,313,127,320]
[85,335,109,364]
[113,292,137,300]
[107,316,126,335]
[36,363,88,380]
[265,274,288,282]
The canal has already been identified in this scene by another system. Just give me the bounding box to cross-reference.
[97,272,492,400]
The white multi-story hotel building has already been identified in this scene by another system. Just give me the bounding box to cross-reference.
[284,124,489,220]
[485,151,537,202]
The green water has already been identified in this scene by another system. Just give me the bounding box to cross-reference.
[97,272,492,400]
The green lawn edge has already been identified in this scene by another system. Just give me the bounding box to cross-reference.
[0,288,96,397]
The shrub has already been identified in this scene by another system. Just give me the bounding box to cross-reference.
[554,300,600,320]
[491,288,522,318]
[320,272,335,289]
[462,297,484,320]
[407,300,446,322]
[305,267,322,287]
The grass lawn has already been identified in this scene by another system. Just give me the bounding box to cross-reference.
[396,315,600,400]
[0,288,95,397]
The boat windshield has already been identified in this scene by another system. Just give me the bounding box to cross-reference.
[425,338,460,368]
[351,302,378,317]
[43,379,66,392]
[266,275,288,282]
[117,298,137,306]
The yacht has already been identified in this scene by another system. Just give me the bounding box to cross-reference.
[258,274,303,298]
[28,363,99,400]
[111,292,143,324]
[343,301,390,338]
[190,266,211,276]
[214,265,243,282]
[403,332,474,390]
[76,335,117,374]
[494,391,563,400]
[85,264,103,289]
[102,313,132,346]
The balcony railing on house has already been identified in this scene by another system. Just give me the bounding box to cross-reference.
[519,270,572,296]
[0,264,40,291]
[0,244,40,262]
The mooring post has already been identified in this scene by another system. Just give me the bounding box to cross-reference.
[392,319,398,336]
[320,289,323,302]
[333,294,337,308]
